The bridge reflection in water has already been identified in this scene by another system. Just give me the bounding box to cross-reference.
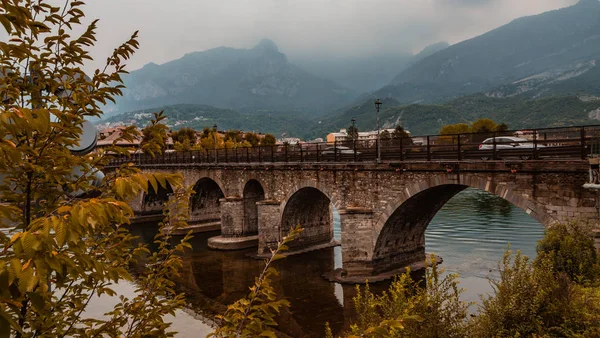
[125,188,544,338]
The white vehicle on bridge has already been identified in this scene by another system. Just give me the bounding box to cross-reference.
[478,136,545,160]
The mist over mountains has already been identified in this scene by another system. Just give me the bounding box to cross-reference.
[380,0,600,103]
[104,0,600,138]
[109,39,355,117]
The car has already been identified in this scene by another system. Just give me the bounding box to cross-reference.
[320,146,361,159]
[321,146,355,155]
[478,137,544,160]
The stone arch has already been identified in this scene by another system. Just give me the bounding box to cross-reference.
[280,187,335,250]
[141,181,173,215]
[279,179,341,212]
[243,179,265,235]
[371,175,556,273]
[190,177,225,225]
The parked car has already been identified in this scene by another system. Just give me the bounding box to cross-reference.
[320,146,361,159]
[478,137,544,160]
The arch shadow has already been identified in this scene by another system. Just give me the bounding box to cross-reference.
[190,178,225,225]
[141,181,173,215]
[243,179,265,235]
[372,179,555,274]
[281,187,334,250]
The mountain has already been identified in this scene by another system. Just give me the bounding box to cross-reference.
[105,39,355,117]
[307,95,600,139]
[381,0,600,103]
[97,104,312,138]
[413,42,450,60]
[293,42,449,94]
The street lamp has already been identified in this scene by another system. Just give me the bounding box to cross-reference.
[375,99,382,163]
[213,124,217,164]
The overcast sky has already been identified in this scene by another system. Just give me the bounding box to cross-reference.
[77,0,578,71]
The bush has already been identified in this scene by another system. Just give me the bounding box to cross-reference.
[536,222,600,283]
[341,256,472,338]
[472,249,600,337]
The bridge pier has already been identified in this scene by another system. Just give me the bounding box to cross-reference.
[338,208,377,276]
[257,200,282,255]
[208,197,258,250]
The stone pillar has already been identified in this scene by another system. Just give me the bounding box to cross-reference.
[257,200,281,255]
[208,197,258,250]
[339,207,376,276]
[219,197,245,237]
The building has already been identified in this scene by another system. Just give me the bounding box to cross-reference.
[326,128,410,144]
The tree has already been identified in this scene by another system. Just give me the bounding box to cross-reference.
[200,130,224,150]
[0,1,192,336]
[346,125,359,141]
[471,118,498,133]
[392,125,413,146]
[171,127,198,151]
[225,130,243,143]
[440,123,471,136]
[380,130,391,141]
[244,132,260,147]
[260,134,277,146]
[536,222,600,283]
[140,113,169,155]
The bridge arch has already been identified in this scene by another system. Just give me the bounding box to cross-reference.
[243,179,265,235]
[371,175,556,273]
[141,181,173,215]
[280,186,335,250]
[190,177,225,225]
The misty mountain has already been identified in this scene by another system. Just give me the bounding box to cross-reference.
[105,39,355,117]
[380,0,600,103]
[308,95,600,139]
[98,104,311,138]
[293,42,449,94]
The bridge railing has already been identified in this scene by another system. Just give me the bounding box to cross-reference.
[106,125,600,166]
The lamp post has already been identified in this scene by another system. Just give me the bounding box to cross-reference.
[375,99,382,163]
[213,124,217,164]
[351,117,356,144]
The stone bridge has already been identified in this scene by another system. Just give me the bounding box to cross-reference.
[126,160,599,280]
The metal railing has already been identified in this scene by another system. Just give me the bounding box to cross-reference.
[107,125,600,167]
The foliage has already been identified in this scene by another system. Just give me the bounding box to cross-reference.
[391,125,410,139]
[380,130,390,141]
[0,1,192,336]
[225,130,243,143]
[536,222,600,284]
[209,226,303,338]
[260,134,276,146]
[340,256,472,338]
[171,127,198,151]
[244,132,260,147]
[346,125,359,141]
[199,129,224,150]
[440,119,507,136]
[440,123,471,136]
[141,112,169,155]
[101,104,313,142]
[471,249,600,337]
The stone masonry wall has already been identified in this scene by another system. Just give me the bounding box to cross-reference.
[135,160,598,275]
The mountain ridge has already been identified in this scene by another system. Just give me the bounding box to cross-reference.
[105,40,355,117]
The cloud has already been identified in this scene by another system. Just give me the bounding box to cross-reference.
[42,0,578,72]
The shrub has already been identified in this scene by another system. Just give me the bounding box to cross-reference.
[342,256,472,338]
[536,222,600,283]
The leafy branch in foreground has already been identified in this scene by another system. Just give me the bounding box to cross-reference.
[0,1,193,337]
[208,226,303,338]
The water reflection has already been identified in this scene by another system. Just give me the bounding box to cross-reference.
[1,188,545,337]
